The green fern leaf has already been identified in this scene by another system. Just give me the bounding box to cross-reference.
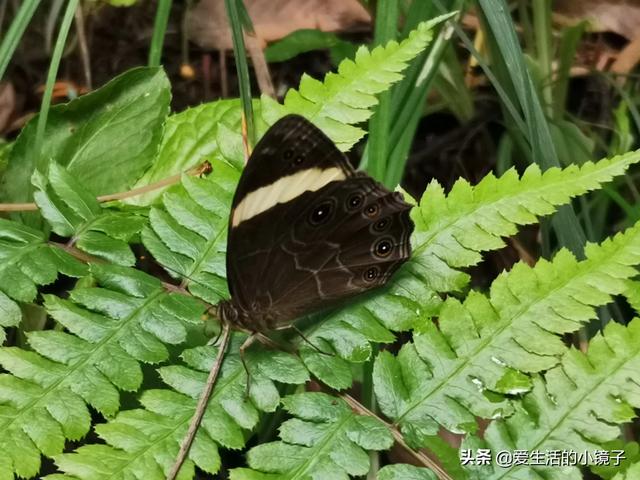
[0,264,203,479]
[378,464,438,480]
[0,291,21,344]
[50,334,307,479]
[142,155,240,304]
[374,220,640,447]
[465,318,640,479]
[0,218,86,340]
[613,463,640,480]
[411,150,640,293]
[32,163,147,266]
[591,440,640,479]
[230,392,393,480]
[624,280,640,315]
[261,17,450,151]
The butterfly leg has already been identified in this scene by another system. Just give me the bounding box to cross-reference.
[254,332,297,353]
[292,325,334,356]
[240,333,260,399]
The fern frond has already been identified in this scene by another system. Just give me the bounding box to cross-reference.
[142,154,240,304]
[624,280,640,315]
[230,392,393,479]
[373,220,640,447]
[32,163,147,265]
[261,17,450,151]
[466,318,640,479]
[0,264,203,479]
[0,218,86,340]
[378,464,438,480]
[411,150,640,293]
[613,463,640,480]
[50,335,308,479]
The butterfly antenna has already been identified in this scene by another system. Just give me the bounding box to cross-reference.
[167,320,232,480]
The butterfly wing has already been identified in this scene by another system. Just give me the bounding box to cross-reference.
[226,115,413,332]
[230,114,355,229]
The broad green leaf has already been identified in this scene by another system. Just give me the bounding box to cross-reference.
[128,99,243,206]
[264,29,354,63]
[1,67,170,214]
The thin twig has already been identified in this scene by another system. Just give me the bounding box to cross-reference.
[167,321,232,480]
[340,393,454,480]
[0,162,211,212]
[74,2,92,90]
[241,112,251,164]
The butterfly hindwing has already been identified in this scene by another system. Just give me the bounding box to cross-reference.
[226,115,413,332]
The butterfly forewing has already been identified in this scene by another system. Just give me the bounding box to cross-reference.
[226,115,413,332]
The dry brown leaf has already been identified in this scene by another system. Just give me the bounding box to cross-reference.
[186,0,371,50]
[0,82,16,133]
[554,0,640,40]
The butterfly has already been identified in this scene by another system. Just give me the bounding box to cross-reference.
[169,114,413,479]
[217,114,414,335]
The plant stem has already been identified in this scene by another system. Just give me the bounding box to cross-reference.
[225,0,255,149]
[167,321,231,480]
[367,0,398,185]
[532,0,553,117]
[148,0,172,67]
[340,393,454,480]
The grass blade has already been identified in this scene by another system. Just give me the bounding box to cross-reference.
[0,0,41,81]
[148,0,172,67]
[476,0,587,257]
[366,0,399,184]
[225,0,255,148]
[34,0,79,168]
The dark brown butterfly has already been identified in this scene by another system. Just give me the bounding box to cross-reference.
[169,114,413,479]
[217,114,414,333]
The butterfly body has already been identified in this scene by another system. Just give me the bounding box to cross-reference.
[221,115,413,334]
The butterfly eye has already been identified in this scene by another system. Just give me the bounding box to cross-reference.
[293,155,304,165]
[364,266,379,282]
[347,193,364,210]
[309,201,333,226]
[373,217,390,232]
[365,204,380,217]
[374,239,393,258]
